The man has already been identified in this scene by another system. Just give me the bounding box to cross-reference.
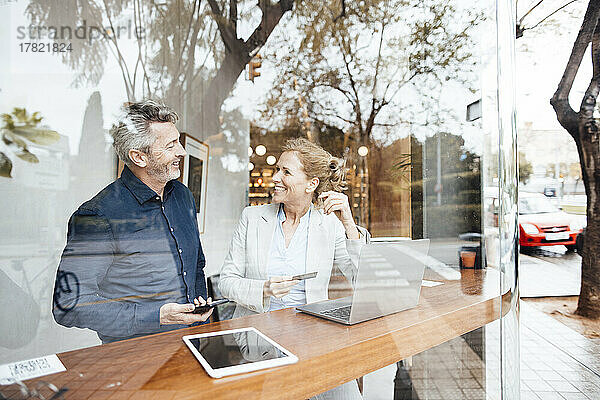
[53,100,212,343]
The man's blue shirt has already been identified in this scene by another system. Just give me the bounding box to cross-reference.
[53,166,207,343]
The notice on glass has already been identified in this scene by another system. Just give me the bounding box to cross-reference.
[0,355,66,385]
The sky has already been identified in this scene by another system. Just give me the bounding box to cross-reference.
[0,0,275,156]
[514,0,590,173]
[0,0,589,157]
[516,0,590,131]
[0,2,131,154]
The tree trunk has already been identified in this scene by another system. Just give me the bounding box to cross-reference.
[199,51,250,136]
[199,0,295,138]
[578,136,600,318]
[576,17,600,317]
[551,0,600,318]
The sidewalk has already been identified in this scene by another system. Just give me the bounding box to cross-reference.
[362,302,600,399]
[520,301,600,400]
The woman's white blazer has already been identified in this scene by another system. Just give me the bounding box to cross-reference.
[219,203,369,319]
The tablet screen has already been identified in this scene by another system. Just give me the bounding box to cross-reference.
[188,330,288,370]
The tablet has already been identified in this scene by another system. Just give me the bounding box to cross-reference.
[182,327,298,378]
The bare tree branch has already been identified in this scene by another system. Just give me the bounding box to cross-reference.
[184,25,219,96]
[518,0,581,37]
[364,19,392,136]
[364,100,379,137]
[383,71,418,105]
[551,0,600,135]
[333,31,363,136]
[102,0,134,99]
[373,122,399,127]
[180,4,203,85]
[201,0,295,134]
[309,106,355,125]
[518,0,544,26]
[372,22,386,103]
[176,0,201,78]
[592,18,600,81]
[244,0,295,55]
[207,0,243,54]
[333,0,346,22]
[133,0,152,97]
[526,0,580,31]
[381,64,404,99]
[311,83,356,107]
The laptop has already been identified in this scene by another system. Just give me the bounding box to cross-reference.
[296,239,430,325]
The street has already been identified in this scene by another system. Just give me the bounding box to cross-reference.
[520,245,582,297]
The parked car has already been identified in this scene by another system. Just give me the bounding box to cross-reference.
[543,186,557,198]
[519,192,584,250]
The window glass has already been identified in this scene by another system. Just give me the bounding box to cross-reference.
[0,1,518,399]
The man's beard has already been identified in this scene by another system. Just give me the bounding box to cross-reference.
[146,155,181,183]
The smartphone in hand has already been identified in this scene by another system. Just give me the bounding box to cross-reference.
[192,298,230,314]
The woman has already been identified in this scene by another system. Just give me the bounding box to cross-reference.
[220,138,367,399]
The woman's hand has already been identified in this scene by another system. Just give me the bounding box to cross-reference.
[263,276,299,299]
[319,191,360,239]
[159,296,213,325]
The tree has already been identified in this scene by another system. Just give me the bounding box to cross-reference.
[550,0,600,318]
[261,1,481,146]
[25,0,295,142]
[519,151,533,184]
[259,0,481,228]
[516,0,581,39]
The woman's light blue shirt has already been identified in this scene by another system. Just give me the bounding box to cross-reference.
[266,204,311,311]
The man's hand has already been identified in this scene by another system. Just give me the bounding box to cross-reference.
[263,276,299,299]
[159,296,213,325]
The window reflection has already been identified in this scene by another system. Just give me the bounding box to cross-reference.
[0,1,516,399]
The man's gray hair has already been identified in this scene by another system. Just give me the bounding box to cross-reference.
[110,100,179,167]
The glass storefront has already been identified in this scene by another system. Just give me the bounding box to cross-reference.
[0,0,519,398]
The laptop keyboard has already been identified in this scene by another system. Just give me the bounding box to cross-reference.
[321,305,352,321]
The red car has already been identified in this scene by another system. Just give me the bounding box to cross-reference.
[519,192,584,250]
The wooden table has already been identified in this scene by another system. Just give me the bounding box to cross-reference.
[20,269,507,399]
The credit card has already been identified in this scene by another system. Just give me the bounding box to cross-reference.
[291,271,318,280]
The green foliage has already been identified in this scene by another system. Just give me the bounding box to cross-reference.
[0,108,60,178]
[390,153,412,188]
[518,151,533,184]
[0,152,12,178]
[423,132,480,175]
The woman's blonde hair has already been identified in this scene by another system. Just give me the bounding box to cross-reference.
[281,138,347,203]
